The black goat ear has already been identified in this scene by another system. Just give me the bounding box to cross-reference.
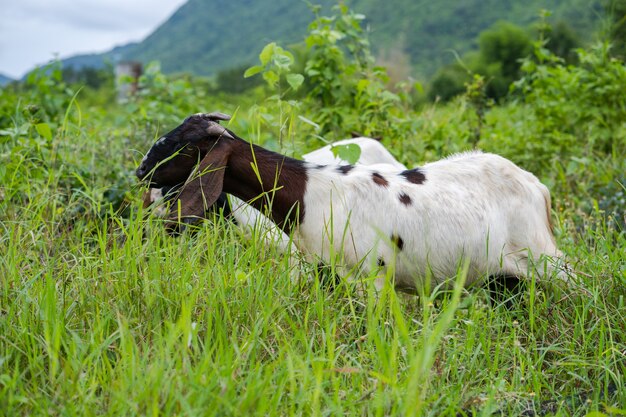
[165,143,231,229]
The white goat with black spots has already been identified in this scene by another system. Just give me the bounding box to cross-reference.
[136,112,569,291]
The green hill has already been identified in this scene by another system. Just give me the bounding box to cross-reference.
[0,73,14,86]
[65,0,603,77]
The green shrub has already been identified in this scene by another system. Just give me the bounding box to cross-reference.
[428,64,470,102]
[515,42,626,158]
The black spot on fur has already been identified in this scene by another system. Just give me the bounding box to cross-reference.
[337,165,354,174]
[401,168,426,185]
[372,172,389,187]
[377,257,386,267]
[398,192,412,206]
[391,234,404,251]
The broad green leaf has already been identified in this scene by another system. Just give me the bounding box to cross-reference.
[332,143,361,165]
[286,73,304,91]
[259,43,276,66]
[35,123,52,141]
[356,79,370,92]
[244,65,264,78]
[262,70,279,87]
[329,30,345,42]
[274,53,293,69]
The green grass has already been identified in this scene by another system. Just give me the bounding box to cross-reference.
[1,61,625,415]
[1,130,624,417]
[1,193,624,415]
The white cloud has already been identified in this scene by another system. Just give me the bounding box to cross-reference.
[0,0,187,79]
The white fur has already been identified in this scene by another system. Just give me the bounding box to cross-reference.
[228,137,407,252]
[293,151,565,289]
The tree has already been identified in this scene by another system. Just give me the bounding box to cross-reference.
[545,21,581,63]
[479,21,532,79]
[429,21,532,101]
[428,64,469,102]
[604,0,626,59]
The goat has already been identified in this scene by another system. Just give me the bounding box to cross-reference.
[142,136,407,252]
[136,112,568,291]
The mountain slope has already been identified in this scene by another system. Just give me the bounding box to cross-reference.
[0,73,13,86]
[356,0,600,75]
[123,0,335,75]
[61,43,138,72]
[64,0,602,77]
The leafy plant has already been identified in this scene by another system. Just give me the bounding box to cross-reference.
[515,41,626,159]
[429,20,533,102]
[244,5,409,158]
[604,0,626,59]
[300,4,403,139]
[245,42,304,93]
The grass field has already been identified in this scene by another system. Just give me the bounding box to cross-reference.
[1,50,625,415]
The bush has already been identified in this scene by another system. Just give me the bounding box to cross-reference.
[515,42,626,157]
[428,64,470,102]
[428,21,533,102]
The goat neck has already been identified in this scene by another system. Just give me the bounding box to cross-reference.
[222,138,308,233]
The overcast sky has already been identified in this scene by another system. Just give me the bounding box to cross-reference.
[0,0,187,79]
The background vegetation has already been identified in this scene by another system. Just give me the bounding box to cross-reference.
[58,0,602,80]
[1,2,625,416]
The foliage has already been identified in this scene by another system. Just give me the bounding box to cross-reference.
[245,42,304,92]
[428,63,471,102]
[298,4,404,139]
[64,0,602,80]
[213,64,264,94]
[480,22,533,80]
[0,62,76,127]
[476,21,533,98]
[428,15,584,102]
[514,41,626,158]
[133,62,209,124]
[244,5,412,157]
[429,21,533,101]
[463,74,492,144]
[1,5,626,416]
[62,65,114,90]
[0,63,81,204]
[544,20,582,63]
[604,0,626,59]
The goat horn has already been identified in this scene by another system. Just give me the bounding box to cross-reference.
[202,112,231,122]
[206,123,234,139]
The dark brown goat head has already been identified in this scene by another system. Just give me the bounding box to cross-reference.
[135,112,233,188]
